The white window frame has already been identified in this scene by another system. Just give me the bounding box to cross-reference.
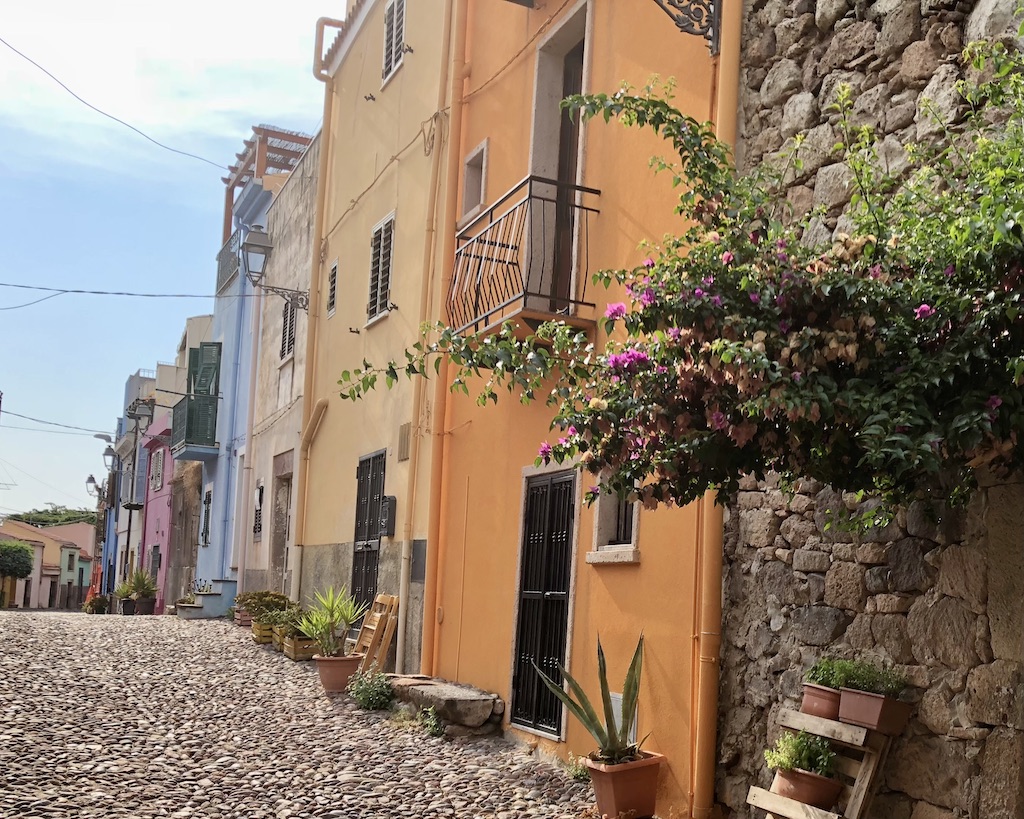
[587,488,640,565]
[367,213,396,324]
[149,449,164,492]
[326,262,338,316]
[280,300,296,360]
[381,0,406,87]
[460,139,489,223]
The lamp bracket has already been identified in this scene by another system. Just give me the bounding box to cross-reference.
[256,282,310,312]
[650,0,720,54]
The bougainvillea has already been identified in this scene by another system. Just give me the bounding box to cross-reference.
[339,41,1024,510]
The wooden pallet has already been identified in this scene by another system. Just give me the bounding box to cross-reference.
[284,635,316,661]
[251,622,273,644]
[747,709,892,819]
[352,594,400,674]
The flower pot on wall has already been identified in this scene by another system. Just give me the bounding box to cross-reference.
[585,751,664,819]
[770,769,843,810]
[314,654,364,693]
[839,689,913,735]
[801,683,841,720]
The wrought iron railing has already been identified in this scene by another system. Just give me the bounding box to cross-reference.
[447,175,600,333]
[216,229,241,294]
[171,395,218,451]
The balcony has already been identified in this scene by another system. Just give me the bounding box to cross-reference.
[447,176,600,335]
[216,229,241,294]
[171,395,219,462]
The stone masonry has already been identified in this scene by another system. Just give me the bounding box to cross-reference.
[716,474,1024,818]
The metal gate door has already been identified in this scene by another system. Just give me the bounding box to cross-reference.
[511,471,576,733]
[352,451,386,612]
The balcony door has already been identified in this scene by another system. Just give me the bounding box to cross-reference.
[352,451,386,613]
[552,39,585,311]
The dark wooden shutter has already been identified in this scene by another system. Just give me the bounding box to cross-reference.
[383,0,396,79]
[352,451,386,611]
[193,342,221,396]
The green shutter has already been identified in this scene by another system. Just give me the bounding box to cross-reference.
[193,342,221,396]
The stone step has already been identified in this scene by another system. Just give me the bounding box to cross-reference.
[389,675,505,730]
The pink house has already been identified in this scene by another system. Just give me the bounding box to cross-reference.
[141,410,173,614]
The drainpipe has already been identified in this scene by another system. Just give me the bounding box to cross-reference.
[422,0,470,676]
[691,2,741,816]
[396,0,456,675]
[294,22,340,601]
[237,286,264,595]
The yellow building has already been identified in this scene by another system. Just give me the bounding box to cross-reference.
[419,1,741,815]
[297,0,455,672]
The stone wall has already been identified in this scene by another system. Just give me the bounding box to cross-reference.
[715,474,1024,818]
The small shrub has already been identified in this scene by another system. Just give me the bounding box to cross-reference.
[805,658,846,690]
[82,595,109,614]
[765,731,835,777]
[419,706,445,737]
[565,753,591,782]
[841,660,906,697]
[347,671,394,710]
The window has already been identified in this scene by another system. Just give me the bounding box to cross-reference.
[150,449,164,492]
[462,140,488,218]
[201,490,212,547]
[368,216,395,320]
[587,488,640,565]
[327,263,338,315]
[253,484,264,541]
[67,554,75,571]
[280,300,296,358]
[382,0,406,83]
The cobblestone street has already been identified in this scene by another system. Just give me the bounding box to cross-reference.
[0,612,592,819]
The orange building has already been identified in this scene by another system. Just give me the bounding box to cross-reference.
[420,1,741,815]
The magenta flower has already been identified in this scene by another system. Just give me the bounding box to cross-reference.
[776,238,787,249]
[710,411,728,430]
[607,349,650,371]
[643,258,655,269]
[792,371,803,383]
[694,288,705,298]
[605,302,627,319]
[869,264,882,279]
[987,395,1003,410]
[668,327,682,341]
[640,288,656,307]
[702,276,715,286]
[914,304,936,320]
[538,442,553,462]
[721,251,735,265]
[749,293,761,304]
[944,264,955,277]
[711,295,723,307]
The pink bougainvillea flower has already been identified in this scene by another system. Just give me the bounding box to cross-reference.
[711,295,723,307]
[792,371,803,383]
[640,288,656,306]
[914,304,936,319]
[944,264,955,277]
[869,264,882,279]
[694,288,705,298]
[987,395,1003,410]
[567,425,578,436]
[710,411,729,430]
[721,251,735,265]
[538,441,553,462]
[643,258,655,268]
[702,275,715,286]
[668,327,682,341]
[776,238,787,249]
[749,292,761,304]
[605,302,627,319]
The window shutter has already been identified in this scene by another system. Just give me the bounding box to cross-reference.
[150,449,164,491]
[134,447,150,504]
[193,342,221,396]
[395,0,405,62]
[379,219,393,315]
[327,264,338,313]
[383,1,396,79]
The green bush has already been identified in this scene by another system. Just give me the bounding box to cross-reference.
[234,591,292,620]
[0,540,34,580]
[805,658,848,690]
[765,731,835,777]
[419,706,445,737]
[564,753,591,783]
[839,660,906,697]
[347,671,394,710]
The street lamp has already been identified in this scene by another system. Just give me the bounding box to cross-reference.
[241,225,309,311]
[86,474,100,496]
[103,446,115,471]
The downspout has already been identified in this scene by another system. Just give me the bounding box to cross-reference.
[222,272,246,580]
[237,286,264,595]
[691,2,741,816]
[294,20,340,601]
[396,0,455,674]
[422,0,470,676]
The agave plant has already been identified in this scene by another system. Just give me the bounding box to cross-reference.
[534,636,644,764]
[296,587,368,657]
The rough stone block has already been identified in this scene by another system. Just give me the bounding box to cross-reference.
[858,543,889,565]
[886,736,974,809]
[909,803,955,819]
[938,547,987,612]
[776,14,817,57]
[907,499,966,545]
[816,0,850,31]
[873,614,915,662]
[846,613,875,650]
[740,508,782,548]
[793,549,831,573]
[402,681,497,728]
[869,594,914,613]
[985,484,1024,662]
[789,494,814,515]
[908,596,980,670]
[966,660,1024,729]
[825,561,867,611]
[966,0,1022,42]
[866,566,891,594]
[901,40,942,83]
[814,487,857,543]
[916,64,965,140]
[737,491,765,510]
[918,685,954,734]
[813,162,855,211]
[790,605,850,645]
[980,727,1024,818]
[877,1,921,59]
[819,21,878,75]
[761,59,803,106]
[889,538,935,593]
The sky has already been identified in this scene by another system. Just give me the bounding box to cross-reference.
[0,2,329,516]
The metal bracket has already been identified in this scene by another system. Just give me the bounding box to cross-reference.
[255,283,310,312]
[650,0,721,54]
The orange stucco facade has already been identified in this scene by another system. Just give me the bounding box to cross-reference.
[428,1,722,815]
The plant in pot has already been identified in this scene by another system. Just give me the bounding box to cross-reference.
[802,658,847,720]
[535,636,662,819]
[838,660,912,735]
[765,730,842,810]
[82,594,109,615]
[115,581,135,616]
[282,608,317,661]
[130,569,158,615]
[297,586,368,693]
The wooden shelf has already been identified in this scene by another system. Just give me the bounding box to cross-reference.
[747,787,841,819]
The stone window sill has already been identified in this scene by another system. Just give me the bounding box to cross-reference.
[586,547,640,565]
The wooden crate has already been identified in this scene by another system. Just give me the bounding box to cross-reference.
[251,621,273,644]
[235,609,253,627]
[271,625,287,652]
[284,635,317,661]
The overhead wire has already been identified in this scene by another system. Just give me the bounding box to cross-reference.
[0,292,64,311]
[0,424,98,437]
[1,410,110,434]
[0,34,224,170]
[0,282,257,300]
[0,457,90,503]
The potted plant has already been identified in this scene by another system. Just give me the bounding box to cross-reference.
[535,637,663,819]
[765,730,842,810]
[130,569,158,615]
[82,594,109,615]
[297,587,368,693]
[115,581,135,616]
[838,660,912,735]
[802,658,847,720]
[282,609,317,661]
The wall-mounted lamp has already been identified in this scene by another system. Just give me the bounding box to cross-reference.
[241,225,310,311]
[86,474,103,497]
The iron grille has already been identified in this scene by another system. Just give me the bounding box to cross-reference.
[201,491,212,547]
[352,451,386,612]
[216,229,241,294]
[511,471,576,734]
[611,496,635,546]
[447,175,599,334]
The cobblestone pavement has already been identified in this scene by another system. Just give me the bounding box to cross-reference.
[0,612,593,819]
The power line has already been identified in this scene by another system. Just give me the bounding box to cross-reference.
[0,282,256,300]
[0,457,89,504]
[0,424,97,437]
[1,410,110,434]
[0,34,224,170]
[0,292,63,311]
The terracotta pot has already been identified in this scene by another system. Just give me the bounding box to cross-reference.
[136,597,156,616]
[839,688,913,735]
[313,654,364,693]
[771,768,843,810]
[585,751,663,819]
[801,683,841,720]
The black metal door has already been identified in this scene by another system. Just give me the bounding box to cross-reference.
[511,471,576,733]
[352,451,386,612]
